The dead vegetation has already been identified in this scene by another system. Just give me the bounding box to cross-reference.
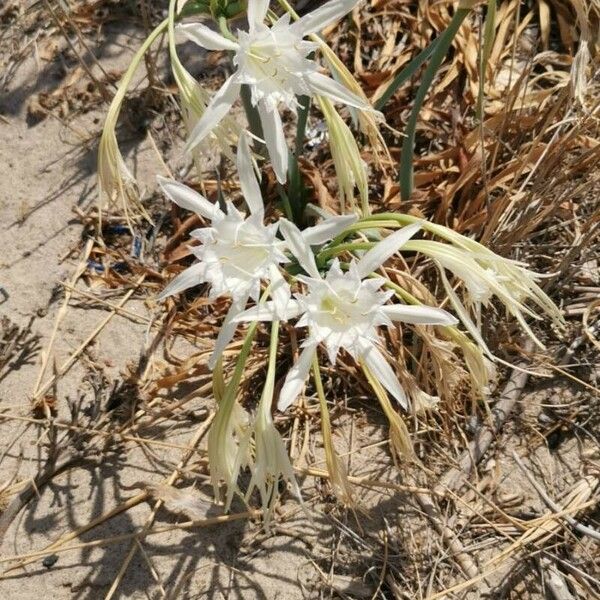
[0,1,599,598]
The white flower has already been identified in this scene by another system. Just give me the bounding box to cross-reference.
[234,220,458,411]
[158,135,290,367]
[243,321,301,523]
[208,398,252,509]
[180,0,370,182]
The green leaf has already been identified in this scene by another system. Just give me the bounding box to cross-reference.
[295,95,311,158]
[374,37,441,111]
[476,0,497,120]
[399,8,470,201]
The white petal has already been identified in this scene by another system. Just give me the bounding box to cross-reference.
[208,296,249,370]
[438,264,491,357]
[158,262,205,300]
[280,219,321,279]
[157,176,219,220]
[306,72,369,110]
[257,101,288,184]
[358,341,408,409]
[248,0,269,32]
[302,214,358,246]
[186,75,241,152]
[232,300,301,323]
[355,222,421,278]
[268,264,291,319]
[382,304,458,326]
[290,0,358,36]
[236,133,263,218]
[277,345,316,411]
[178,23,239,51]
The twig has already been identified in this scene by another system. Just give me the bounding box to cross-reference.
[32,274,146,402]
[42,0,111,101]
[60,282,150,324]
[32,239,93,397]
[537,557,576,600]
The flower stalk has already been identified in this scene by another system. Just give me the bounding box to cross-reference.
[312,355,354,504]
[245,320,302,523]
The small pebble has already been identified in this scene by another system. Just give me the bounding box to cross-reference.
[42,554,59,569]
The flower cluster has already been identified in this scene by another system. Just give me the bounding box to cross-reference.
[149,0,563,517]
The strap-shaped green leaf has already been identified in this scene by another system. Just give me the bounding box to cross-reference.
[399,8,470,201]
[374,37,441,111]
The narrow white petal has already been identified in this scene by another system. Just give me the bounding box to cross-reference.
[158,262,205,300]
[291,0,358,36]
[232,301,301,323]
[306,72,370,110]
[359,341,408,409]
[382,304,458,326]
[208,296,249,370]
[257,101,288,184]
[277,345,316,411]
[302,214,358,246]
[438,264,491,357]
[178,23,239,51]
[248,0,269,31]
[268,264,291,319]
[355,222,421,278]
[280,219,321,279]
[236,133,263,218]
[157,176,219,220]
[186,75,241,152]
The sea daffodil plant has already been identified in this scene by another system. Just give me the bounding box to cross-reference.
[99,0,562,520]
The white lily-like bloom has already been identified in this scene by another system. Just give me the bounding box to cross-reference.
[241,321,301,523]
[234,220,458,411]
[180,0,370,182]
[158,135,290,367]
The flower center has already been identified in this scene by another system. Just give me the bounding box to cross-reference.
[219,244,270,276]
[246,42,294,86]
[319,294,351,325]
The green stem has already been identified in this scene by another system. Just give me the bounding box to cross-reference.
[285,94,311,227]
[311,355,334,470]
[217,15,237,41]
[295,95,311,158]
[258,320,280,419]
[240,85,264,141]
[316,241,374,265]
[277,183,295,222]
[325,219,404,246]
[218,320,259,414]
[103,17,168,124]
[311,357,329,429]
[329,213,465,249]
